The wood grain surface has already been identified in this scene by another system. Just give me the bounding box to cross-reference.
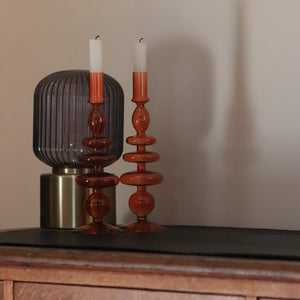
[0,281,3,300]
[0,246,300,298]
[14,282,244,300]
[3,281,12,300]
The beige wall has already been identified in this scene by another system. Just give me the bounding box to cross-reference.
[0,0,299,230]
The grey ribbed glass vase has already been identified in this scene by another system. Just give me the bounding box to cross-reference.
[33,70,124,229]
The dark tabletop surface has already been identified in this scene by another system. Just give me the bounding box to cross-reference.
[0,226,299,260]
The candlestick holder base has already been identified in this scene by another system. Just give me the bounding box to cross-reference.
[122,219,165,232]
[75,172,123,235]
[75,222,123,235]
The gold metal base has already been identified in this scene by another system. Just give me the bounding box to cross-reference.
[40,168,116,229]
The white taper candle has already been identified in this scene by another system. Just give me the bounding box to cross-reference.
[134,38,147,72]
[89,37,103,73]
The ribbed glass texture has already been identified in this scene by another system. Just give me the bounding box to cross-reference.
[33,70,124,168]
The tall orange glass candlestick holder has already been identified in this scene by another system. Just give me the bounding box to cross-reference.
[120,72,165,232]
[75,72,122,234]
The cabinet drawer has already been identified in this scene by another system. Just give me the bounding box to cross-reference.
[260,299,300,300]
[15,282,244,300]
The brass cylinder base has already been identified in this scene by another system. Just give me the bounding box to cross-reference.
[40,168,116,229]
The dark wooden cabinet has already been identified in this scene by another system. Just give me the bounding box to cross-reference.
[0,246,300,299]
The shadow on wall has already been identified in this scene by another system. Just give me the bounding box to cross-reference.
[145,1,257,226]
[147,38,214,225]
[221,0,257,226]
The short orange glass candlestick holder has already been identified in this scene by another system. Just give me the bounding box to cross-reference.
[120,72,165,232]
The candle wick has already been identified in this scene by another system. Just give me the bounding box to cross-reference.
[95,35,100,40]
[139,37,144,43]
